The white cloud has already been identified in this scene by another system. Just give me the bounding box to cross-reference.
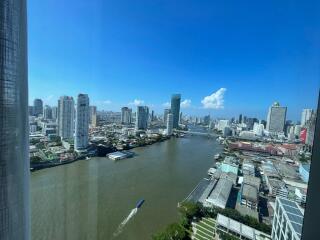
[102,100,112,104]
[129,99,145,106]
[201,88,227,109]
[162,102,170,108]
[181,99,191,108]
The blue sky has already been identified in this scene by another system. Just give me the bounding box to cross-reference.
[28,0,320,120]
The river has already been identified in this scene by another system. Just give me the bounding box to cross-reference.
[31,134,222,240]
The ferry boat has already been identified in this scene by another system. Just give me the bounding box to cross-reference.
[136,199,145,209]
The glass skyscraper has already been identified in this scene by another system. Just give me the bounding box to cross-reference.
[33,98,43,117]
[171,94,181,129]
[0,0,30,239]
[135,106,149,130]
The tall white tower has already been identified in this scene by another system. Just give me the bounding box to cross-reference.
[75,94,89,150]
[58,96,75,140]
[166,113,174,135]
[301,109,314,126]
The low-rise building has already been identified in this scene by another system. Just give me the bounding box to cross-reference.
[239,184,258,210]
[219,156,239,175]
[239,131,259,140]
[242,160,255,176]
[237,175,261,219]
[217,214,271,240]
[267,178,287,198]
[203,178,233,209]
[243,175,261,190]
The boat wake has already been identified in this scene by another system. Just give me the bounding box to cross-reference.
[113,208,138,237]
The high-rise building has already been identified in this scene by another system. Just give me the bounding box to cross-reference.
[288,126,295,141]
[246,118,258,130]
[89,106,97,127]
[58,96,75,140]
[301,109,314,126]
[272,197,304,240]
[166,113,174,135]
[75,94,89,150]
[135,106,149,130]
[33,98,43,117]
[306,112,316,146]
[179,112,183,124]
[43,105,52,120]
[285,120,293,136]
[0,1,30,239]
[164,109,171,124]
[204,115,210,125]
[253,122,264,136]
[217,120,230,131]
[266,102,287,134]
[121,107,132,125]
[28,106,34,116]
[171,94,181,128]
[243,116,247,124]
[294,125,302,137]
[300,128,307,144]
[239,114,243,124]
[52,106,58,121]
[151,110,154,122]
[260,119,267,128]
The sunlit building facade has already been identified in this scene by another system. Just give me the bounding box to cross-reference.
[75,94,90,150]
[266,102,287,134]
[58,96,75,140]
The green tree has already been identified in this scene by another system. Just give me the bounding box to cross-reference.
[217,230,239,240]
[152,223,189,240]
[178,201,202,220]
[35,142,45,150]
[30,156,42,163]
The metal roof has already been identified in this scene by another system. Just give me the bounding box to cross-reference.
[217,214,271,240]
[206,178,233,209]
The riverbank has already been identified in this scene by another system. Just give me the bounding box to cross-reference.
[30,134,186,172]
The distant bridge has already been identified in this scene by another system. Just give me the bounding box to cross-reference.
[175,130,217,137]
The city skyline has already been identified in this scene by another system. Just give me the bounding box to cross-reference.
[29,94,314,123]
[28,0,319,120]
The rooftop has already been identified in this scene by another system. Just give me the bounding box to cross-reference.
[242,184,258,202]
[268,178,286,189]
[206,178,233,209]
[243,175,261,189]
[217,214,271,240]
